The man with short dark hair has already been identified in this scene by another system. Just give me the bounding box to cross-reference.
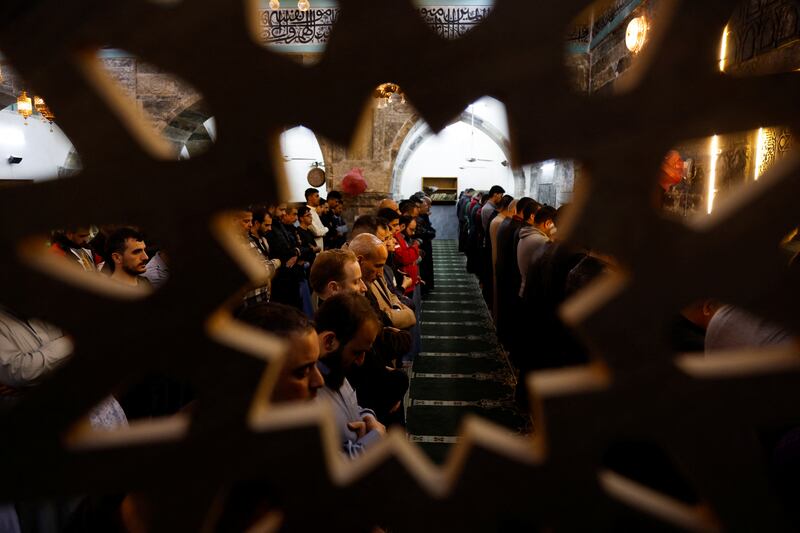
[50,227,97,272]
[309,249,366,303]
[458,189,476,253]
[518,204,556,297]
[236,303,324,402]
[480,185,505,233]
[322,191,347,249]
[243,207,281,307]
[296,205,321,265]
[350,215,384,240]
[489,195,515,317]
[398,199,420,217]
[376,208,400,235]
[457,189,475,222]
[415,196,436,295]
[315,293,385,458]
[495,197,538,346]
[250,206,272,255]
[106,227,150,288]
[304,188,329,250]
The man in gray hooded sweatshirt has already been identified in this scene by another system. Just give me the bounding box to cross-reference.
[517,205,557,297]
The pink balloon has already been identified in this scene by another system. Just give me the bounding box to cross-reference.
[342,167,368,195]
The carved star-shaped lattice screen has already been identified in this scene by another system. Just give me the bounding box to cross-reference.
[1,0,799,530]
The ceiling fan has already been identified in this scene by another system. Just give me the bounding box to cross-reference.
[282,156,325,168]
[465,104,495,164]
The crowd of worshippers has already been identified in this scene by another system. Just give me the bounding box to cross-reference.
[458,186,798,390]
[457,186,800,516]
[0,188,439,531]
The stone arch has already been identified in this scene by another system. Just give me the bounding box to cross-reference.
[388,114,422,169]
[389,112,525,198]
[159,98,213,158]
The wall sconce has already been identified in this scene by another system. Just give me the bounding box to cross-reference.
[625,16,648,54]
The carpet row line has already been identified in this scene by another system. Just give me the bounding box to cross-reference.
[405,240,527,463]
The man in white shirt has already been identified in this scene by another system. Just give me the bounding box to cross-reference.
[305,188,329,251]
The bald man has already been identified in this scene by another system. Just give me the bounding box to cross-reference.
[345,233,410,426]
[348,234,388,285]
[378,198,400,215]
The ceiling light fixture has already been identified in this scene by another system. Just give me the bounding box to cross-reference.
[374,83,405,108]
[16,90,55,129]
[16,90,33,123]
[268,0,312,11]
[625,16,647,53]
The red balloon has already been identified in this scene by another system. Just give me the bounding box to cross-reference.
[342,168,368,195]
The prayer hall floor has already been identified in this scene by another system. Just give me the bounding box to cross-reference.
[406,240,530,464]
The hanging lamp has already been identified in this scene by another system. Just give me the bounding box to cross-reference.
[34,95,55,123]
[17,90,33,124]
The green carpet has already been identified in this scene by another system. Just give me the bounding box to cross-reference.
[406,240,529,464]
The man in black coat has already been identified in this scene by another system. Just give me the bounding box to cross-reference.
[494,197,537,349]
[414,196,436,296]
[267,204,304,309]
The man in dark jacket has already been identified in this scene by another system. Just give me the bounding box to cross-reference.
[494,197,538,348]
[321,191,347,249]
[267,204,303,309]
[414,195,436,295]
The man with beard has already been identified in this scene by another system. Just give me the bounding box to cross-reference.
[243,207,281,308]
[315,292,385,458]
[50,226,97,272]
[179,302,326,532]
[237,302,325,402]
[249,206,273,258]
[106,227,151,288]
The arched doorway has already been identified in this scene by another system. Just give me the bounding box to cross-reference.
[279,126,328,203]
[389,97,525,199]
